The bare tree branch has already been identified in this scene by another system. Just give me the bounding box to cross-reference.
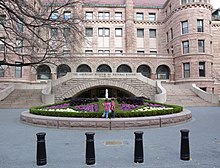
[0,0,84,67]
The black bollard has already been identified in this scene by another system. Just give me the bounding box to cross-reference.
[36,132,47,166]
[180,129,190,161]
[85,132,95,165]
[134,131,144,163]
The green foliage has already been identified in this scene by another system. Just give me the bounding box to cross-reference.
[29,98,183,118]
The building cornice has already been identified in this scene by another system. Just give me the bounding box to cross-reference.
[163,3,212,24]
[83,3,125,8]
[133,6,162,9]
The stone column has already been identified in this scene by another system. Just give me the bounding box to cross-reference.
[125,0,135,53]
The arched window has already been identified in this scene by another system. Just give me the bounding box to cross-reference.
[37,65,51,80]
[137,65,151,78]
[156,65,170,79]
[76,64,92,72]
[96,64,112,72]
[57,64,71,78]
[117,64,132,73]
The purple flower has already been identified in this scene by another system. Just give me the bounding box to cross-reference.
[74,104,98,112]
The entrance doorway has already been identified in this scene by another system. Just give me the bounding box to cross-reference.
[76,87,132,98]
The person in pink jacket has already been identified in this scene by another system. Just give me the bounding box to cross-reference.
[102,98,111,118]
[110,98,116,118]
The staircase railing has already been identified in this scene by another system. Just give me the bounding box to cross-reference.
[191,84,219,104]
[0,83,15,101]
[154,81,167,103]
[41,81,54,104]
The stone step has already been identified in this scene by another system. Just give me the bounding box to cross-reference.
[162,83,218,107]
[0,89,44,108]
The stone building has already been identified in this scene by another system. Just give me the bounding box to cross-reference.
[0,0,220,104]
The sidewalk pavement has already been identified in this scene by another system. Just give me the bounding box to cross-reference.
[0,107,220,168]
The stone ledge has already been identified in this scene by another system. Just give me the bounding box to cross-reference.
[20,109,192,129]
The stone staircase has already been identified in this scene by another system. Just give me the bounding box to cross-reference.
[0,89,44,109]
[162,83,219,107]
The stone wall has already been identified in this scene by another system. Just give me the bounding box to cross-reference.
[52,77,156,102]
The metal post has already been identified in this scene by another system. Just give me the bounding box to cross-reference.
[180,129,190,161]
[36,132,47,166]
[134,131,144,163]
[85,132,95,165]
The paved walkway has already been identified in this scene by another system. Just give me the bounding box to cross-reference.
[0,107,220,168]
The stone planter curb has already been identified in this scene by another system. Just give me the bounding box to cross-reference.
[20,109,192,129]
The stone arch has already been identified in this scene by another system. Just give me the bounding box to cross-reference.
[156,65,170,79]
[155,62,174,74]
[76,64,92,72]
[117,64,132,73]
[37,64,51,80]
[115,62,134,72]
[59,80,146,100]
[136,64,151,78]
[57,64,71,78]
[96,64,112,72]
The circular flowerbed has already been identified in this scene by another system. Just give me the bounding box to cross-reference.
[29,97,183,118]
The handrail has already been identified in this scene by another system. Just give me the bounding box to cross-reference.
[0,83,15,101]
[154,81,167,103]
[41,80,54,104]
[191,83,219,104]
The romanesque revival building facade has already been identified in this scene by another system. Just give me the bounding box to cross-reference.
[0,0,220,101]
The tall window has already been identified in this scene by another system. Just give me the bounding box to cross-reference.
[98,28,110,37]
[198,40,205,52]
[156,65,170,79]
[63,27,70,39]
[85,12,93,20]
[197,19,204,32]
[115,28,122,37]
[15,39,23,53]
[137,29,144,37]
[171,28,173,39]
[98,12,109,20]
[51,11,59,20]
[136,12,144,21]
[15,62,22,78]
[50,27,58,38]
[181,20,188,34]
[85,28,93,37]
[16,19,23,32]
[57,64,71,78]
[0,65,4,77]
[149,13,156,21]
[181,0,188,4]
[199,62,205,77]
[0,38,5,52]
[37,65,51,80]
[115,12,122,20]
[64,11,71,20]
[183,63,190,78]
[0,15,6,28]
[166,32,169,42]
[182,40,189,54]
[149,29,156,38]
